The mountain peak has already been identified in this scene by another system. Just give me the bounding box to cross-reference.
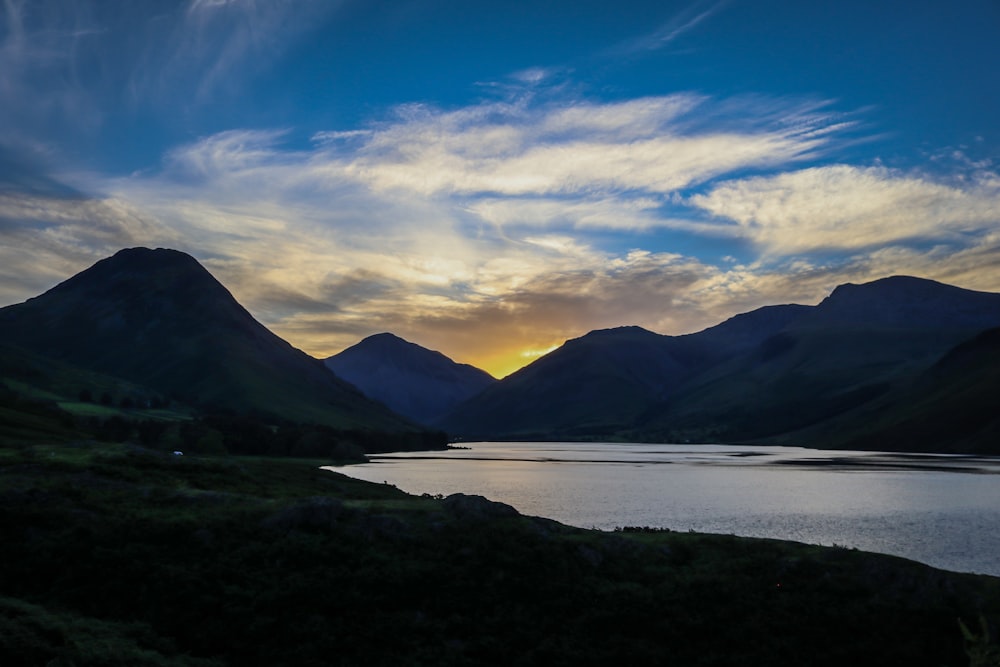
[580,325,659,340]
[358,332,419,352]
[69,247,207,281]
[827,275,955,300]
[810,275,1000,330]
[111,246,199,264]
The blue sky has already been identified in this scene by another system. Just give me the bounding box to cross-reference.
[1,0,998,376]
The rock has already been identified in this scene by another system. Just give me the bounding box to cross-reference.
[441,493,519,521]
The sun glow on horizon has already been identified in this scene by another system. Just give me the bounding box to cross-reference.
[475,344,561,379]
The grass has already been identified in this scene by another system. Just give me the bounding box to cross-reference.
[1,440,999,666]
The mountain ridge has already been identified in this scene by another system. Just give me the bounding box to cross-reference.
[440,275,1000,451]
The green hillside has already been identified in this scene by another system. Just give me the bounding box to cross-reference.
[633,326,960,443]
[777,327,1000,454]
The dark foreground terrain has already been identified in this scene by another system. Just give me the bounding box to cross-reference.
[2,442,999,666]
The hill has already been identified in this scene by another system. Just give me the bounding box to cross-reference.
[325,332,495,424]
[0,248,414,432]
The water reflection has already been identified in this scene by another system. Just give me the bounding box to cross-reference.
[325,442,1000,576]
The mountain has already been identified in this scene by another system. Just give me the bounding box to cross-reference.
[438,326,717,438]
[325,332,496,424]
[442,276,1000,449]
[0,248,415,431]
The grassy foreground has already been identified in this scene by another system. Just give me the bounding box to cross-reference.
[2,441,999,666]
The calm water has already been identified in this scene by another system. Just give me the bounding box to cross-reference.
[325,442,1000,577]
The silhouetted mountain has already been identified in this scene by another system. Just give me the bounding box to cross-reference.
[0,248,414,430]
[442,276,1000,450]
[325,333,496,424]
[439,326,716,438]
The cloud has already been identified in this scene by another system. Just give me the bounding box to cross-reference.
[0,0,341,155]
[151,0,339,104]
[690,165,1000,254]
[611,0,728,56]
[269,245,725,377]
[467,197,667,231]
[0,189,181,303]
[3,82,1000,377]
[340,94,836,199]
[0,0,106,143]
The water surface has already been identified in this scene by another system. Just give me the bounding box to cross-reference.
[326,442,1000,576]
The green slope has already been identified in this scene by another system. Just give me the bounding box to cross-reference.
[777,327,1000,453]
[633,326,964,443]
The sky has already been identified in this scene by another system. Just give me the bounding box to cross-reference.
[1,0,998,378]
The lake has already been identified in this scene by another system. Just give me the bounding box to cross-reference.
[325,442,1000,577]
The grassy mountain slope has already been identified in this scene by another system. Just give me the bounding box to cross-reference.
[0,248,414,431]
[634,327,964,442]
[325,332,496,424]
[1,441,998,666]
[774,327,1000,453]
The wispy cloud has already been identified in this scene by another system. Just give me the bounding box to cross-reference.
[608,0,728,56]
[0,0,105,146]
[142,0,340,105]
[0,0,340,159]
[690,165,1000,254]
[340,94,840,199]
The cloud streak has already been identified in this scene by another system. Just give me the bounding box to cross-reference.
[612,0,729,55]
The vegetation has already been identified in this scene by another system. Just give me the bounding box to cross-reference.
[0,337,446,458]
[778,327,1000,454]
[1,440,998,666]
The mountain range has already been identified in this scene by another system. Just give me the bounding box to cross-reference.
[1,248,997,455]
[436,276,1000,453]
